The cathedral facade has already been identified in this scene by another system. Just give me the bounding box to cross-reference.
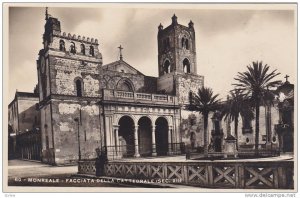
[36,13,203,165]
[9,11,293,166]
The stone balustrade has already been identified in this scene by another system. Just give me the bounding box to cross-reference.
[78,159,293,189]
[102,89,177,105]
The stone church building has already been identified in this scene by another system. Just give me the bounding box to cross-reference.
[34,13,203,165]
[8,11,293,166]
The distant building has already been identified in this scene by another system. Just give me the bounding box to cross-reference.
[8,91,41,160]
[275,79,294,152]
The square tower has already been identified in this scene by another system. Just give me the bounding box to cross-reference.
[37,11,103,165]
[157,14,197,76]
[157,15,204,105]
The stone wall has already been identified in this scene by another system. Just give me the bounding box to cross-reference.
[50,100,101,165]
[8,96,40,135]
[157,73,174,94]
[41,104,54,164]
[8,101,18,134]
[48,55,100,97]
[176,74,204,105]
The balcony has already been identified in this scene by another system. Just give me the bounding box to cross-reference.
[102,89,178,105]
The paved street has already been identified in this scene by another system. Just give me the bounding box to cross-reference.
[7,160,139,187]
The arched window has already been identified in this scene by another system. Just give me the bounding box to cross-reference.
[116,79,133,92]
[59,40,65,51]
[80,44,85,55]
[75,79,83,97]
[183,58,191,73]
[89,46,94,56]
[70,42,76,54]
[163,60,171,74]
[181,38,185,48]
[185,39,189,50]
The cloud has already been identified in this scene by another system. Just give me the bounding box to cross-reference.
[8,6,296,101]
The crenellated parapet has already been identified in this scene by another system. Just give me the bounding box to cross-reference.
[53,31,99,45]
[49,30,102,60]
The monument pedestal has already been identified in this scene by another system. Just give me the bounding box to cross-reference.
[224,135,238,158]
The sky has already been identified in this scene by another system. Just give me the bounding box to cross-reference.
[8,4,297,101]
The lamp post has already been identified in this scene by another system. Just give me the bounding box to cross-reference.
[74,118,81,161]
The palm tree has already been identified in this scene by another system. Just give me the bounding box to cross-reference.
[223,89,254,150]
[187,87,221,155]
[233,61,281,155]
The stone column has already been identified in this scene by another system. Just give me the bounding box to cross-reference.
[151,125,157,156]
[113,125,120,158]
[134,125,140,158]
[168,126,173,155]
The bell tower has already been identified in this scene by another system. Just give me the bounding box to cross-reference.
[157,14,197,77]
[157,15,202,105]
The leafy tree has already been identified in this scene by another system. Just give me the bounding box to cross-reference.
[223,89,254,150]
[233,61,281,155]
[187,87,221,155]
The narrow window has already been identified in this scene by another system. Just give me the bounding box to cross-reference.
[89,46,94,56]
[70,42,76,54]
[183,58,191,73]
[76,79,83,97]
[185,39,189,50]
[181,38,185,48]
[59,40,65,51]
[163,60,171,74]
[80,44,85,55]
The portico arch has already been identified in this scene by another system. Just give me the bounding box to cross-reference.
[138,116,152,156]
[155,117,169,156]
[118,116,135,157]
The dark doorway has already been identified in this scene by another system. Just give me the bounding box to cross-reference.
[138,117,152,156]
[155,117,169,156]
[118,116,135,157]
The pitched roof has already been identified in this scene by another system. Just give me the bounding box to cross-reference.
[102,60,144,76]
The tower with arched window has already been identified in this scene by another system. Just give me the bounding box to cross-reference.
[157,15,204,105]
[36,12,103,165]
[157,14,197,76]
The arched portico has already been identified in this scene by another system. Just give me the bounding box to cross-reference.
[138,116,152,156]
[118,116,135,157]
[155,117,169,156]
